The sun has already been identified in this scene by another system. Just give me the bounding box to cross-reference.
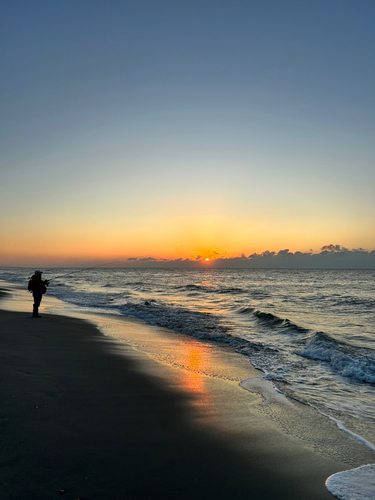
[205,258,210,262]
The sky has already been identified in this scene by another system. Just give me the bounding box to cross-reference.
[1,0,374,267]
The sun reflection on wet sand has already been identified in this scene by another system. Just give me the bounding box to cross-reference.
[175,340,213,409]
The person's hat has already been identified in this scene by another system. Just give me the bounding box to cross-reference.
[34,270,42,276]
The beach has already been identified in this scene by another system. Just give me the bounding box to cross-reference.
[0,285,372,499]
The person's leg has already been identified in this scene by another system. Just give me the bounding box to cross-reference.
[32,293,42,317]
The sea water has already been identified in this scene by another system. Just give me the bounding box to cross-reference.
[1,267,375,496]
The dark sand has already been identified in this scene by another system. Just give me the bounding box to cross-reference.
[0,290,340,499]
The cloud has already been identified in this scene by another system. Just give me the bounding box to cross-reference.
[262,250,276,257]
[121,246,375,268]
[127,257,137,261]
[277,249,292,256]
[221,247,375,269]
[321,244,348,252]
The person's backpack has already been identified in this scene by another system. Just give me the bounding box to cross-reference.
[28,279,34,292]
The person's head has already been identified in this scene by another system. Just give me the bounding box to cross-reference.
[34,270,42,277]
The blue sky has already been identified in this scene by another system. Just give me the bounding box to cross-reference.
[1,0,374,265]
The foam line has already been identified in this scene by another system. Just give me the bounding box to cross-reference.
[319,412,375,452]
[326,464,375,500]
[241,374,375,452]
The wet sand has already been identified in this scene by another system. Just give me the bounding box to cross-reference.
[0,287,347,499]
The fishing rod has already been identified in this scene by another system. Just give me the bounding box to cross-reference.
[46,260,124,281]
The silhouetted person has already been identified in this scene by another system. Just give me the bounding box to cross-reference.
[28,270,49,318]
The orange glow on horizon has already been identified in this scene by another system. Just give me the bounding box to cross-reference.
[2,214,374,266]
[2,171,375,268]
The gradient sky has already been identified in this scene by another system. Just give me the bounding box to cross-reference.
[1,0,374,266]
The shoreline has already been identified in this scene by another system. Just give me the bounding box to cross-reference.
[0,285,372,499]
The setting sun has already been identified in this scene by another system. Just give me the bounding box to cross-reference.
[205,258,210,262]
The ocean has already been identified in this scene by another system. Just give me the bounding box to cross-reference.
[0,267,375,449]
[1,267,375,452]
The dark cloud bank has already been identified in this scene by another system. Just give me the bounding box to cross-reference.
[126,245,375,269]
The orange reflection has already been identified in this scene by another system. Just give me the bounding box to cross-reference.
[176,341,212,408]
[180,343,205,394]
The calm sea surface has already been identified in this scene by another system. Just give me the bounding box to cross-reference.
[1,267,374,446]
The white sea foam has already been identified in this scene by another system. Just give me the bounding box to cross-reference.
[242,374,375,454]
[319,412,375,452]
[297,332,375,384]
[326,464,375,500]
[239,376,294,406]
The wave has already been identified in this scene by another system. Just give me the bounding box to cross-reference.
[235,305,375,386]
[107,281,146,289]
[118,300,229,341]
[183,284,210,291]
[253,310,286,326]
[238,306,255,314]
[218,286,247,295]
[333,295,375,309]
[177,284,245,295]
[238,307,309,334]
[297,331,375,384]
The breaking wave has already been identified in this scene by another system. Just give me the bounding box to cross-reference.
[297,332,375,384]
[237,307,309,333]
[118,300,229,341]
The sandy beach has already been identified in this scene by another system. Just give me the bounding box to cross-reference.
[0,285,368,499]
